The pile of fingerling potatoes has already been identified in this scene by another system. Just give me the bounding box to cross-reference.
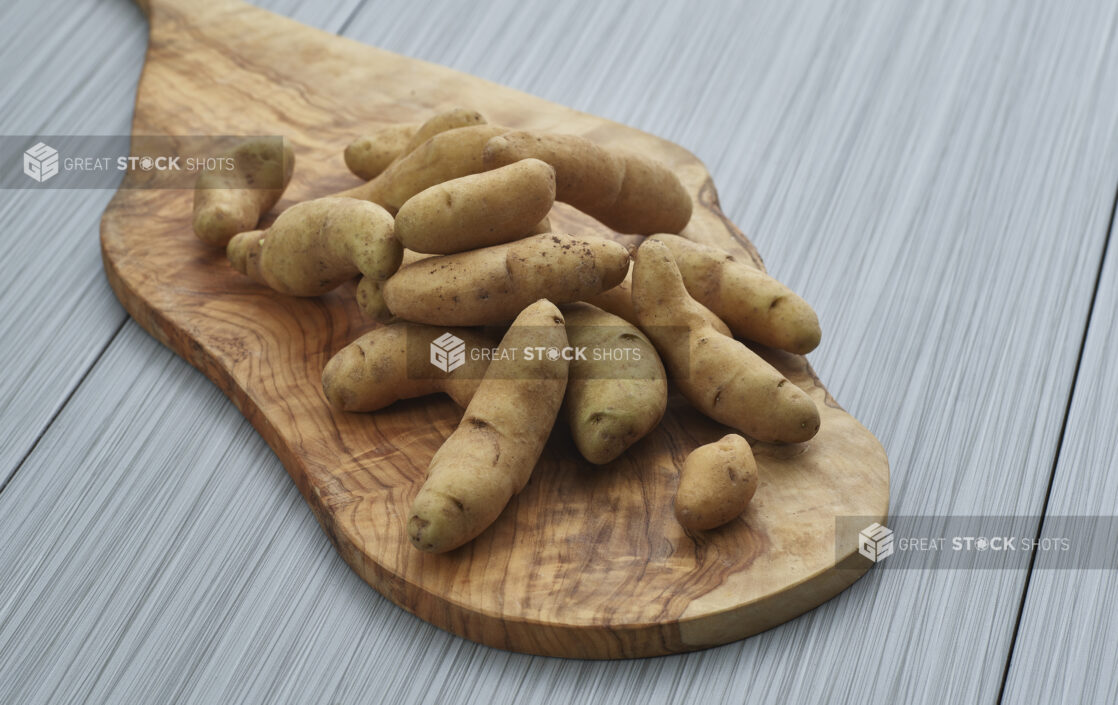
[191,108,822,553]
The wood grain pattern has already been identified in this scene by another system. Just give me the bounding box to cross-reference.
[4,0,1118,701]
[99,0,888,657]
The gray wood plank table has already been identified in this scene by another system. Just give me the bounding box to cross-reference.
[1001,202,1118,704]
[1,1,1115,703]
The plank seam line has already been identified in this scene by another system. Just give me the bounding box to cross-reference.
[995,176,1118,705]
[336,0,370,37]
[0,0,371,499]
[0,317,129,497]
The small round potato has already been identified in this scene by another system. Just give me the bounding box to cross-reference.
[675,434,758,530]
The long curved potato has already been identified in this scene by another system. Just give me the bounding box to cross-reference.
[584,262,731,335]
[395,159,556,254]
[322,323,495,411]
[562,303,667,464]
[226,197,401,296]
[402,107,487,155]
[340,125,508,211]
[650,234,821,354]
[344,109,487,182]
[193,137,294,246]
[631,240,819,443]
[383,233,630,325]
[357,216,549,322]
[408,299,569,553]
[483,131,692,234]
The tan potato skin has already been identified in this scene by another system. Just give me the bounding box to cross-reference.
[562,303,667,464]
[402,107,486,155]
[408,300,570,553]
[344,110,486,181]
[485,132,623,213]
[675,434,758,530]
[584,263,731,335]
[650,234,821,354]
[383,233,630,326]
[340,125,509,212]
[631,240,819,443]
[193,137,294,246]
[226,197,401,297]
[321,323,495,411]
[401,217,546,269]
[395,159,556,254]
[226,229,266,285]
[607,151,694,234]
[483,131,692,235]
[344,124,418,180]
[355,275,392,322]
[583,273,639,324]
[530,215,552,234]
[358,219,548,322]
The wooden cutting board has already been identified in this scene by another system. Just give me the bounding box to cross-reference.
[101,0,890,658]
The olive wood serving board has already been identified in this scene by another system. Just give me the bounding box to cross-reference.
[101,0,890,658]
